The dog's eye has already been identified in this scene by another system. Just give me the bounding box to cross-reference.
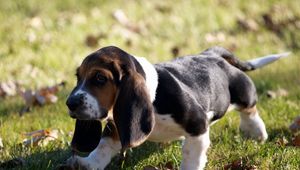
[93,73,107,85]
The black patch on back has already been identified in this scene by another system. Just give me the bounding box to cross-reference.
[153,48,258,136]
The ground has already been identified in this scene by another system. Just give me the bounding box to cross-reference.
[0,0,299,169]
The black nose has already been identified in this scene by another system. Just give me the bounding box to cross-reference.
[66,94,84,111]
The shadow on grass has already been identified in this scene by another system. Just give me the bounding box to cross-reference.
[267,127,293,141]
[106,141,164,170]
[0,141,163,170]
[0,148,71,170]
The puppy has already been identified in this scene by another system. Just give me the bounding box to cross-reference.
[65,46,289,170]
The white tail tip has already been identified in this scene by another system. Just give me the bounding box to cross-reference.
[248,52,291,69]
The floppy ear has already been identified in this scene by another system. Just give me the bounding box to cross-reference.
[113,70,154,149]
[71,119,102,153]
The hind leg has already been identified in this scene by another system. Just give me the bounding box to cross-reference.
[237,105,268,142]
[230,72,268,142]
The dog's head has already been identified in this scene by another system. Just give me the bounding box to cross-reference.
[66,46,155,151]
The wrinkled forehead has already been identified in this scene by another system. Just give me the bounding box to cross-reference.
[77,53,117,75]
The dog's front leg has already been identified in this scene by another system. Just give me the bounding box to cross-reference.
[67,137,121,170]
[67,122,121,170]
[181,128,210,170]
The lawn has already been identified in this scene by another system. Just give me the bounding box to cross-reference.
[0,0,299,169]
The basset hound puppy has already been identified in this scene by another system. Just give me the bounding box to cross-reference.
[65,46,289,170]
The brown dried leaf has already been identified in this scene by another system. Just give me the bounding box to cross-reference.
[224,158,257,170]
[20,81,66,113]
[155,4,172,13]
[275,137,289,146]
[164,161,174,170]
[237,17,259,32]
[289,116,300,133]
[85,33,107,48]
[112,9,141,34]
[292,135,300,147]
[22,129,59,147]
[85,34,99,47]
[262,5,300,35]
[171,46,180,58]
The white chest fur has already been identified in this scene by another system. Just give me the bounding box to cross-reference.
[148,114,186,142]
[133,56,185,142]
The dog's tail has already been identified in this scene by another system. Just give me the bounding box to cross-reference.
[246,52,290,71]
[204,46,290,71]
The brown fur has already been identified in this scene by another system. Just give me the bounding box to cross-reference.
[238,105,257,116]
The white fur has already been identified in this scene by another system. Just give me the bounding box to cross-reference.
[181,128,210,170]
[134,56,158,102]
[67,137,121,170]
[206,111,214,121]
[148,114,186,142]
[239,111,268,142]
[72,81,102,118]
[206,111,220,126]
[248,52,290,69]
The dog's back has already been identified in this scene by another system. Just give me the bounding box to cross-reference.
[153,49,256,134]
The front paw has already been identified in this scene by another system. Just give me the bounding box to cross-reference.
[65,155,88,170]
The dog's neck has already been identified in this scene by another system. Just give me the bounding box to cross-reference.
[134,56,158,102]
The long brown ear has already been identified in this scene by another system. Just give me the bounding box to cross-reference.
[71,119,102,153]
[113,70,154,150]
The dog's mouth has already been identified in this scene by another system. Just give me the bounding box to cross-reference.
[68,108,108,120]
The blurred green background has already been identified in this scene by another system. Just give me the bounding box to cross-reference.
[0,0,299,169]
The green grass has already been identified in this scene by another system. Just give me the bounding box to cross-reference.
[0,0,300,169]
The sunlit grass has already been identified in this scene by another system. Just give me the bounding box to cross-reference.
[0,0,299,169]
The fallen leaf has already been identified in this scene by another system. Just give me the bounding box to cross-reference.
[155,4,172,13]
[289,116,300,133]
[0,137,3,149]
[204,32,226,43]
[292,135,300,147]
[112,9,141,34]
[164,161,174,170]
[85,33,106,48]
[275,137,289,146]
[277,88,288,97]
[0,81,20,97]
[266,90,276,99]
[262,5,300,35]
[29,16,43,29]
[171,46,180,58]
[113,9,129,25]
[20,81,66,114]
[22,129,59,147]
[237,17,259,32]
[224,157,257,170]
[266,88,289,99]
[85,34,99,47]
[0,158,25,168]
